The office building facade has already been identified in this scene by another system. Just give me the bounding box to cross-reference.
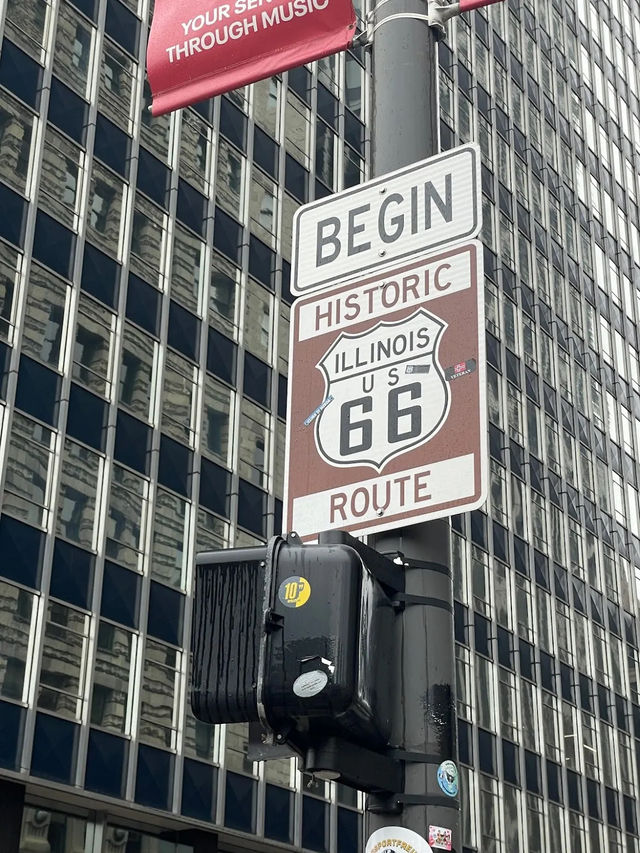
[0,0,639,850]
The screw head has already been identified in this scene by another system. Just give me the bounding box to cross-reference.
[379,249,386,257]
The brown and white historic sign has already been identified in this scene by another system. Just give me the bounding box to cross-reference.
[283,241,487,541]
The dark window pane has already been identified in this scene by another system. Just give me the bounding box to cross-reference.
[502,740,519,785]
[177,179,207,236]
[0,700,24,770]
[66,383,107,451]
[85,729,127,798]
[31,713,77,783]
[168,300,199,361]
[265,785,292,844]
[182,758,216,822]
[213,207,242,264]
[15,355,60,426]
[0,515,44,588]
[105,0,140,56]
[302,795,328,852]
[101,561,140,628]
[337,807,359,853]
[237,479,266,537]
[137,147,169,207]
[0,183,27,247]
[0,40,42,109]
[207,326,237,386]
[135,744,173,810]
[478,728,495,775]
[50,538,93,609]
[147,581,183,646]
[243,352,271,408]
[114,410,151,474]
[249,235,276,290]
[524,750,540,793]
[199,458,230,518]
[285,154,308,203]
[94,113,130,177]
[126,273,159,335]
[219,97,247,150]
[81,242,120,308]
[224,771,255,833]
[158,434,192,497]
[32,211,75,279]
[253,126,278,178]
[277,374,287,420]
[70,0,97,21]
[48,77,88,145]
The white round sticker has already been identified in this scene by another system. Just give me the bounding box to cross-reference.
[293,670,329,698]
[366,826,433,853]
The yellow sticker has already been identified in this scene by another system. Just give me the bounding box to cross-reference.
[278,576,311,608]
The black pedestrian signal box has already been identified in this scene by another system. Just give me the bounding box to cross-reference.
[191,532,400,753]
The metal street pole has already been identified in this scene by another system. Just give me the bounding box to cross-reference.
[367,1,461,849]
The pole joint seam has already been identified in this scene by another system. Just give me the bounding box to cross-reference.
[388,749,442,763]
[391,593,453,612]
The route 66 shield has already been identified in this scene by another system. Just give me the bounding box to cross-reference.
[315,308,450,470]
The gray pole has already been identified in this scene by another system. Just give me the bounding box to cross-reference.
[367,1,461,849]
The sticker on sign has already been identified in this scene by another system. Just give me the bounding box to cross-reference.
[291,143,480,295]
[283,242,487,541]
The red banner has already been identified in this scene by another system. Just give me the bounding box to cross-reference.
[459,0,504,11]
[147,0,357,116]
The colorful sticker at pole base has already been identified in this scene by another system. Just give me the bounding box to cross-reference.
[436,760,459,797]
[428,826,452,851]
[365,826,433,853]
[278,576,311,608]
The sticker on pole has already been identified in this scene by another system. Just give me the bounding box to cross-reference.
[436,760,459,797]
[366,826,433,853]
[428,826,452,851]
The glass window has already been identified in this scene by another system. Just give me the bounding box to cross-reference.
[53,3,94,98]
[91,621,134,734]
[21,263,70,370]
[72,294,114,396]
[180,111,211,192]
[161,351,197,445]
[130,194,166,284]
[244,278,272,361]
[56,439,102,549]
[0,93,35,197]
[253,77,280,137]
[171,225,205,315]
[98,39,136,130]
[201,375,233,467]
[150,489,190,588]
[39,126,82,229]
[0,580,36,701]
[139,638,179,748]
[238,398,270,489]
[38,600,89,719]
[119,323,158,422]
[249,168,277,246]
[216,139,245,221]
[285,92,310,166]
[87,162,125,256]
[4,413,55,527]
[106,465,147,571]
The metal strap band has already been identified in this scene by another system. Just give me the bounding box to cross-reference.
[392,593,453,613]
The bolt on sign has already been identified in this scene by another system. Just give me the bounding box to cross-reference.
[283,242,487,541]
[147,0,356,115]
